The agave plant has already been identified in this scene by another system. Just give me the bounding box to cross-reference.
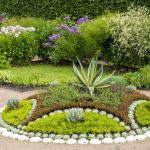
[73,57,114,96]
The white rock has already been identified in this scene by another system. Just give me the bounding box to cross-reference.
[114,137,126,143]
[2,131,12,137]
[126,135,136,142]
[145,131,150,138]
[102,138,113,144]
[0,106,6,113]
[135,135,146,141]
[0,127,7,133]
[30,137,42,142]
[43,138,53,143]
[89,139,101,144]
[53,139,65,144]
[18,135,29,141]
[78,138,89,144]
[66,139,77,144]
[10,133,19,139]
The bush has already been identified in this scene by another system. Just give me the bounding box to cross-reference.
[79,14,113,56]
[0,0,150,20]
[0,32,38,65]
[0,54,11,69]
[108,76,128,86]
[2,100,32,126]
[24,112,125,134]
[124,65,150,88]
[109,6,150,67]
[135,101,150,126]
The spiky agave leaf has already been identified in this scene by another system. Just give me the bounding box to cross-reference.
[73,62,87,86]
[88,58,97,86]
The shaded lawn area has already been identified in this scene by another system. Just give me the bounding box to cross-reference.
[4,64,112,86]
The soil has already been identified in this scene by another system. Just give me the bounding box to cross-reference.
[0,87,150,150]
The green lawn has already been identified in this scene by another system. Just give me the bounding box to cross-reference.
[3,64,112,86]
[7,64,76,86]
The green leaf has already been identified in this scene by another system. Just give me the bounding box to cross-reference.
[89,87,94,96]
[73,62,86,86]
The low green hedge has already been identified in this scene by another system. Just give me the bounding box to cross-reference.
[2,100,32,126]
[0,0,150,19]
[135,101,150,126]
[25,112,125,134]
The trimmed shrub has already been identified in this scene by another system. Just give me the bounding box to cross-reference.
[109,6,150,67]
[0,0,150,20]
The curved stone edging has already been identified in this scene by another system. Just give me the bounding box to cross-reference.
[0,100,150,144]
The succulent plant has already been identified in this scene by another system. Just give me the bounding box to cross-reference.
[66,108,84,122]
[73,57,114,96]
[7,98,19,110]
[122,132,128,137]
[88,134,96,139]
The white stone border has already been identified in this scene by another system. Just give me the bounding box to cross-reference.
[0,101,149,144]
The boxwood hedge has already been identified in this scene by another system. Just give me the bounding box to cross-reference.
[0,0,150,20]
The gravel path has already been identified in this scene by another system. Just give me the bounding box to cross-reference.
[0,87,150,150]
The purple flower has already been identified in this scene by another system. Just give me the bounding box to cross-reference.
[77,16,90,24]
[0,16,3,21]
[77,18,85,23]
[64,16,70,20]
[68,27,75,33]
[44,42,50,47]
[62,24,69,29]
[49,34,60,41]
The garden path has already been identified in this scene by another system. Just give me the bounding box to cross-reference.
[0,87,150,150]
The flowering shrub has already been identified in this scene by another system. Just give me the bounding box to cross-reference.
[0,32,38,65]
[109,6,150,67]
[0,25,35,37]
[43,16,99,63]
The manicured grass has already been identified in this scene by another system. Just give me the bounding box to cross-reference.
[2,100,32,126]
[6,64,76,85]
[24,112,125,134]
[135,101,150,126]
[4,64,111,86]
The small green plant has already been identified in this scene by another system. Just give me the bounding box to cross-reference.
[0,70,13,83]
[73,57,114,96]
[66,108,84,122]
[6,98,19,110]
[0,54,11,69]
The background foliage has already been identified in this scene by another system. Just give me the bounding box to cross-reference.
[0,0,150,20]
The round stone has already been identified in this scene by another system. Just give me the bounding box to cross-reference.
[102,138,113,144]
[89,139,101,144]
[66,139,77,144]
[78,138,89,144]
[43,138,53,143]
[53,139,65,144]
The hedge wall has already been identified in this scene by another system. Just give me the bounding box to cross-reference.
[0,0,150,19]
